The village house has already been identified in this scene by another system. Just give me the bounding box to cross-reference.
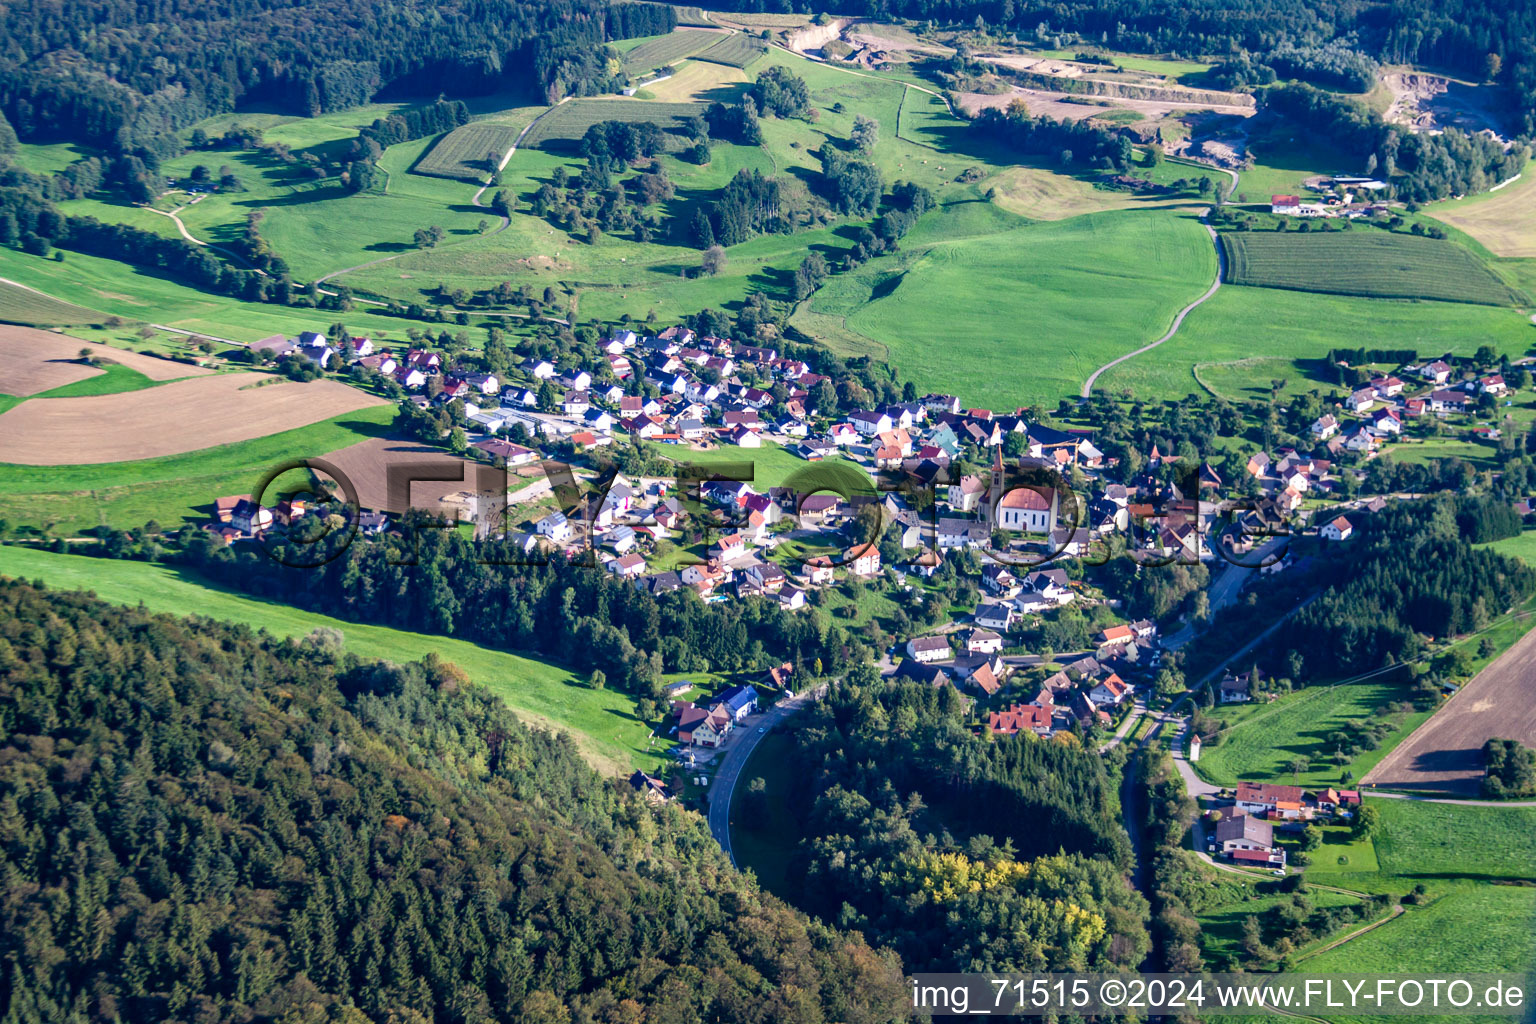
[846,543,882,577]
[713,684,759,722]
[1234,781,1307,819]
[1320,515,1354,541]
[627,770,670,803]
[987,703,1052,737]
[678,704,732,747]
[1310,414,1339,440]
[1089,673,1132,707]
[967,628,1004,654]
[1213,813,1285,868]
[906,635,952,663]
[974,601,1016,632]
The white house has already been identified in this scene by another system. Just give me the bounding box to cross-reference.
[1310,414,1339,439]
[906,635,952,664]
[1320,515,1353,541]
[974,601,1016,632]
[535,511,573,543]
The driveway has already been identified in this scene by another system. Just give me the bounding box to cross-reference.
[706,686,826,865]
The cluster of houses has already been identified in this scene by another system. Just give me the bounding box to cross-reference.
[670,682,762,748]
[896,618,1153,734]
[1204,781,1363,869]
[1308,359,1512,461]
[1269,177,1389,219]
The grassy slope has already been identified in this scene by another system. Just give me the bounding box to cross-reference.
[0,279,109,326]
[1195,682,1421,789]
[807,206,1217,409]
[0,403,397,535]
[1097,284,1536,401]
[0,545,663,775]
[0,248,474,345]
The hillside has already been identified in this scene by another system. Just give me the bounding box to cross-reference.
[0,577,910,1023]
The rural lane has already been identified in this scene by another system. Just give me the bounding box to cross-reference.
[143,196,268,274]
[1080,217,1224,398]
[706,687,825,866]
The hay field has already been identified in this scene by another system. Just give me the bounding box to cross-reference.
[414,123,523,181]
[0,374,386,464]
[0,324,211,396]
[1426,166,1536,258]
[0,279,107,327]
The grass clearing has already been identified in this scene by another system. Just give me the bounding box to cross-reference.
[523,98,708,148]
[1372,799,1536,881]
[1195,682,1425,790]
[805,206,1217,409]
[1481,529,1536,565]
[1220,230,1525,306]
[618,29,726,74]
[413,123,523,181]
[30,361,160,399]
[642,60,749,103]
[0,545,662,775]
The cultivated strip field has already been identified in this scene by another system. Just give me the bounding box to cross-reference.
[619,29,726,74]
[1363,622,1536,795]
[1221,230,1524,306]
[1426,167,1536,258]
[0,324,211,395]
[0,279,108,327]
[522,99,708,147]
[695,33,768,68]
[413,123,524,181]
[0,374,386,464]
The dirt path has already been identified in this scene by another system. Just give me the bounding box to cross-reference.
[1080,215,1223,397]
[1292,904,1406,964]
[144,195,267,274]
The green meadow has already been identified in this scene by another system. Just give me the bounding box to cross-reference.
[1194,682,1425,790]
[0,545,663,774]
[1097,284,1536,402]
[804,205,1218,409]
[0,247,482,345]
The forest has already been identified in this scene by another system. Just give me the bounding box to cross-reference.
[1259,84,1530,202]
[1264,493,1536,681]
[0,0,673,162]
[0,578,911,1023]
[777,673,1149,972]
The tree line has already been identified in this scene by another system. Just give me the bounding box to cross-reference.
[1264,493,1536,681]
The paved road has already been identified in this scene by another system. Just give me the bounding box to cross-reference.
[1080,215,1224,398]
[706,688,824,866]
[1164,537,1288,650]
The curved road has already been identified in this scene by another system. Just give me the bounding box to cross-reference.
[1080,216,1224,398]
[706,687,825,866]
